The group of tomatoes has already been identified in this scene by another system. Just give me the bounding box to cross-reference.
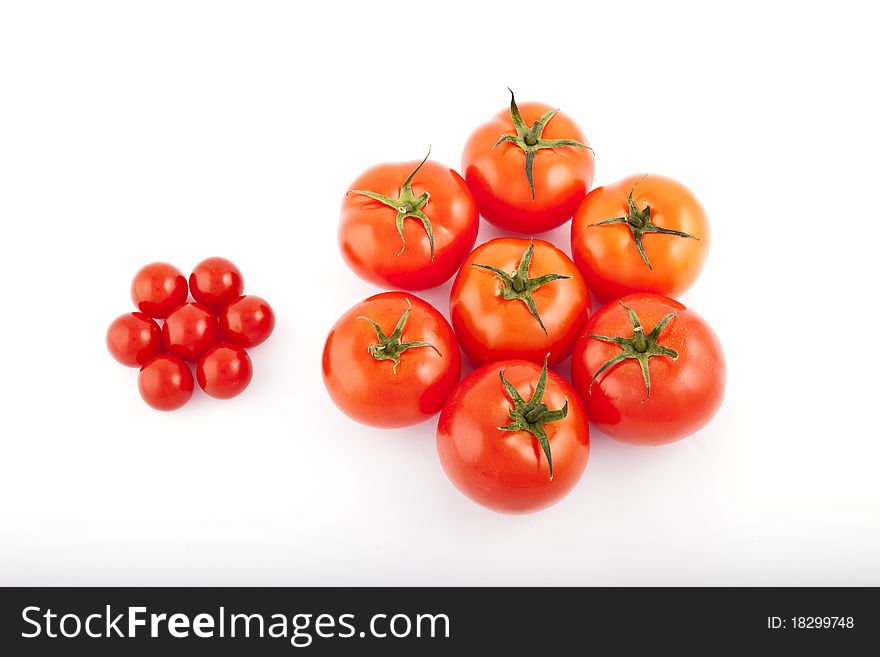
[106,258,275,410]
[324,89,726,514]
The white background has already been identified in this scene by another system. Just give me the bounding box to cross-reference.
[1,0,878,586]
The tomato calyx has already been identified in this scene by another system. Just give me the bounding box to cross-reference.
[498,356,568,480]
[493,88,593,199]
[471,240,569,335]
[585,301,679,401]
[357,298,441,373]
[587,176,699,270]
[348,148,436,260]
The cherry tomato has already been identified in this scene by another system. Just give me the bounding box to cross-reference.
[162,302,219,362]
[571,293,725,445]
[219,295,275,348]
[449,238,589,366]
[130,262,188,319]
[322,292,461,428]
[571,174,710,301]
[461,89,595,233]
[197,344,253,399]
[437,358,589,514]
[189,257,244,311]
[106,312,163,367]
[340,150,479,290]
[138,354,194,411]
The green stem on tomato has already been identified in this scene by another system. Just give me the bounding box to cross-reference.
[348,148,436,259]
[471,240,569,336]
[492,88,593,199]
[357,298,440,374]
[498,355,568,480]
[584,300,679,401]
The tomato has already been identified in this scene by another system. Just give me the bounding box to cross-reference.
[461,89,594,233]
[138,354,194,411]
[449,238,589,366]
[340,150,479,290]
[322,292,461,428]
[162,302,219,362]
[106,312,163,367]
[130,262,188,319]
[197,344,253,399]
[437,357,589,513]
[570,294,725,445]
[219,295,275,348]
[189,257,244,311]
[571,174,710,301]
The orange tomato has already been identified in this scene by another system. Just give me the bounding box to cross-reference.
[571,174,709,300]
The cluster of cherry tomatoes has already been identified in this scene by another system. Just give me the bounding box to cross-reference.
[106,258,275,411]
[324,89,726,514]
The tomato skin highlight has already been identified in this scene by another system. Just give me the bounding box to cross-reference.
[197,344,253,399]
[322,292,461,428]
[162,302,220,362]
[449,238,589,366]
[106,312,163,367]
[340,158,479,290]
[437,360,589,514]
[570,293,725,445]
[138,354,194,411]
[219,295,275,348]
[130,262,188,319]
[571,174,710,301]
[189,257,244,311]
[462,101,594,233]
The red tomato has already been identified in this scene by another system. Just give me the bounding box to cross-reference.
[138,354,194,411]
[106,312,163,367]
[220,295,275,348]
[322,292,461,428]
[570,293,725,445]
[437,358,589,513]
[197,344,253,399]
[571,174,710,301]
[449,238,589,366]
[461,89,595,233]
[340,150,479,289]
[162,302,219,362]
[130,262,188,319]
[189,257,244,311]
